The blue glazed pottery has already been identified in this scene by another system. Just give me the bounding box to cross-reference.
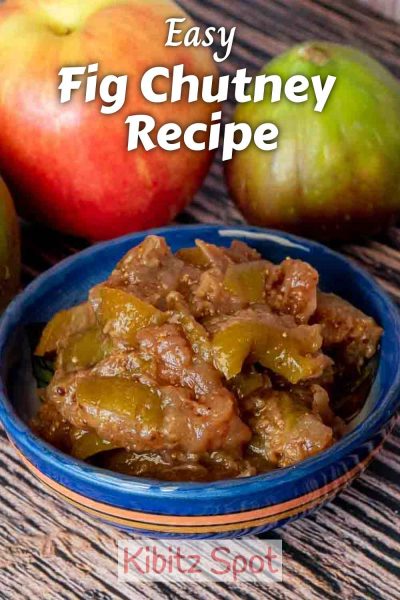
[0,225,399,538]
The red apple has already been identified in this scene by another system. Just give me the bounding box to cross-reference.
[0,0,218,240]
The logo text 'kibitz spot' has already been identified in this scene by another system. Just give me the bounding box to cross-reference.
[118,539,283,584]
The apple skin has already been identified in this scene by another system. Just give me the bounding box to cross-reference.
[0,0,218,240]
[0,177,20,311]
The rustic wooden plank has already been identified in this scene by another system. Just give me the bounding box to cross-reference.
[1,0,399,598]
[359,0,400,23]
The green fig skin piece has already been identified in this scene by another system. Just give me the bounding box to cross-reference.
[0,177,20,311]
[226,41,400,241]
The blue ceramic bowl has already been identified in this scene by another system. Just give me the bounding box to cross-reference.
[0,225,399,538]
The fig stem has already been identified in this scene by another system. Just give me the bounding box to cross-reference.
[299,45,330,66]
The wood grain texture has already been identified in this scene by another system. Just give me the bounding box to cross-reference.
[359,0,400,23]
[1,0,400,598]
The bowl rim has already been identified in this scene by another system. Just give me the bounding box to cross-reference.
[0,223,399,499]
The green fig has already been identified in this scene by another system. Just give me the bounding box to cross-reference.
[0,177,20,310]
[226,42,400,240]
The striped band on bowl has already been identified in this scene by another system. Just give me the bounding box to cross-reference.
[14,446,378,534]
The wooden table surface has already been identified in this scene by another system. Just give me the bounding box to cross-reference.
[1,0,400,598]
